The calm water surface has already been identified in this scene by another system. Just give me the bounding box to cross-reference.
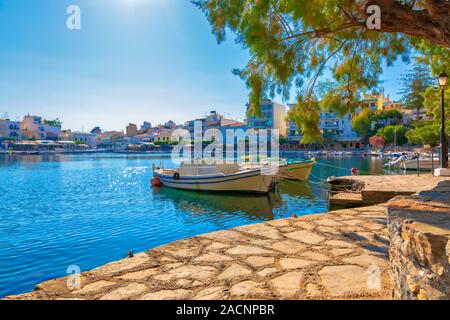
[0,153,389,297]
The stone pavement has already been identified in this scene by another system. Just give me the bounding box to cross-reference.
[333,175,449,193]
[329,175,450,205]
[8,205,392,300]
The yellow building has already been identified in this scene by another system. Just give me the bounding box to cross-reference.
[361,93,384,111]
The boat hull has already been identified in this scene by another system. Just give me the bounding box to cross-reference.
[154,169,274,194]
[402,159,440,170]
[281,161,315,181]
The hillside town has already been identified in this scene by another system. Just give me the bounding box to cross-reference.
[0,92,431,154]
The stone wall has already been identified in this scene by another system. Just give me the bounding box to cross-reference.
[387,181,450,300]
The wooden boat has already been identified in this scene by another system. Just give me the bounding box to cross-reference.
[153,162,275,194]
[282,160,315,181]
[240,157,315,181]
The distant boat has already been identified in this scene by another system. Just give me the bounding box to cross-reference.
[153,162,275,194]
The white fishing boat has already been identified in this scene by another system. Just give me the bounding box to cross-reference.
[402,157,440,170]
[152,162,275,194]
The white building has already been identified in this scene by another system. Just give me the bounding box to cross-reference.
[0,119,21,141]
[186,111,239,135]
[287,105,362,149]
[402,108,430,124]
[70,132,97,148]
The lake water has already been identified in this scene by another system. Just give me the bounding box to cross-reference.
[0,153,388,297]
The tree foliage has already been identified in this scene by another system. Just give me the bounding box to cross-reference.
[351,108,403,139]
[376,125,408,145]
[398,64,433,119]
[369,135,385,149]
[194,0,450,140]
[406,121,443,146]
[422,86,450,120]
[352,108,372,139]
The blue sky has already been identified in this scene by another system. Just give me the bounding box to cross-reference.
[0,0,408,131]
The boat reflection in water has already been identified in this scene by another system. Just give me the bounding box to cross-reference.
[152,179,320,222]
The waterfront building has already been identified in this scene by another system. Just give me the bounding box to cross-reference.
[126,123,138,137]
[383,96,405,112]
[140,121,152,133]
[0,118,21,141]
[286,104,363,149]
[43,120,62,141]
[95,131,125,148]
[246,100,287,136]
[186,111,238,135]
[59,129,72,141]
[402,108,431,124]
[133,133,155,143]
[70,132,97,149]
[154,131,173,142]
[319,112,362,149]
[20,115,46,140]
[20,115,61,141]
[361,92,384,111]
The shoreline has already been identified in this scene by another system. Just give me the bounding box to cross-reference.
[1,149,367,156]
[6,203,392,300]
[3,175,448,300]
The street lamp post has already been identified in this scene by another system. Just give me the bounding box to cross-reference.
[438,71,448,169]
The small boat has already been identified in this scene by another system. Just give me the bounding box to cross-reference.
[153,162,275,194]
[282,159,315,181]
[240,157,315,181]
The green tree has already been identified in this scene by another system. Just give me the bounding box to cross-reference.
[398,64,434,120]
[352,108,372,140]
[382,110,403,124]
[376,125,408,145]
[194,0,450,141]
[422,86,450,120]
[406,122,441,146]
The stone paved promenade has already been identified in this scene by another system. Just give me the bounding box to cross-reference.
[8,205,392,300]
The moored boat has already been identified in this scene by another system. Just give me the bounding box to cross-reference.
[152,162,275,194]
[239,157,315,181]
[402,157,440,170]
[282,159,315,181]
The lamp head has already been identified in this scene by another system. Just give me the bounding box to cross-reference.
[438,71,448,89]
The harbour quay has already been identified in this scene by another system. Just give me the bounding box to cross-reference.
[6,175,449,300]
